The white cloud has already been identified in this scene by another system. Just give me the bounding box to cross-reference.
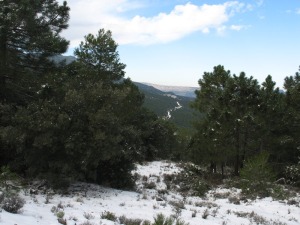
[297,8,300,14]
[230,25,244,31]
[61,0,249,47]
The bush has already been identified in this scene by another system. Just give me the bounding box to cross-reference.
[56,211,65,219]
[83,212,95,220]
[2,194,25,214]
[285,164,300,187]
[101,211,117,221]
[80,221,95,225]
[153,214,174,225]
[96,157,135,189]
[239,152,276,197]
[0,166,20,194]
[118,215,144,225]
[192,180,210,197]
[152,213,189,225]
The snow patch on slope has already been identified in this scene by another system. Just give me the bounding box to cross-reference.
[0,161,299,225]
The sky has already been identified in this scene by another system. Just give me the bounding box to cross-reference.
[60,0,300,88]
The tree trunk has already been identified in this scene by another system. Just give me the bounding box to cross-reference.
[0,9,8,102]
[234,126,240,176]
[240,129,248,169]
[210,161,217,173]
[221,161,225,178]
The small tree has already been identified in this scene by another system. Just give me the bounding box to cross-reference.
[240,151,275,197]
[0,166,19,193]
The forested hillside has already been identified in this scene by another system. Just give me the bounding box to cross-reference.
[0,2,300,222]
[135,82,199,131]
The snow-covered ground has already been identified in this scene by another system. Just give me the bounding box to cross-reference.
[1,161,300,225]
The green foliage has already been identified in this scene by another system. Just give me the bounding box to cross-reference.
[284,148,300,187]
[191,66,262,175]
[285,164,300,187]
[137,82,197,131]
[153,214,174,225]
[0,166,19,194]
[74,28,125,82]
[163,163,212,197]
[5,27,180,188]
[153,214,189,225]
[56,211,65,219]
[190,65,300,179]
[118,215,147,225]
[239,152,276,197]
[101,211,117,221]
[0,0,70,104]
[192,180,210,197]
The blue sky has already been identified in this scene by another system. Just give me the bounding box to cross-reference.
[61,0,300,88]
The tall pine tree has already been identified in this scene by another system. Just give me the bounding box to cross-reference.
[0,0,69,103]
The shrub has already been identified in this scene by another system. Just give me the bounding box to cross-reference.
[175,219,189,225]
[202,209,209,219]
[56,211,65,219]
[228,196,240,205]
[143,221,151,225]
[2,194,25,214]
[152,213,189,225]
[101,211,117,221]
[118,215,144,225]
[153,214,174,225]
[192,180,210,197]
[96,157,136,189]
[240,151,276,197]
[83,212,95,220]
[0,166,20,195]
[80,221,95,225]
[144,181,156,189]
[285,164,300,187]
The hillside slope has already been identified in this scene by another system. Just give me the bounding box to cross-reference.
[142,82,198,98]
[1,161,299,225]
[134,82,198,130]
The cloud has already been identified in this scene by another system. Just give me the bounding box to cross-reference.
[61,0,248,47]
[297,8,300,14]
[230,25,244,31]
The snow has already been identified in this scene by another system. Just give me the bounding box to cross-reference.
[1,161,299,225]
[165,102,183,119]
[164,94,177,99]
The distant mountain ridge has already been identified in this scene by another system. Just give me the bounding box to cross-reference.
[142,82,198,98]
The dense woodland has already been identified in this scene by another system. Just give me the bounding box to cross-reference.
[0,0,299,191]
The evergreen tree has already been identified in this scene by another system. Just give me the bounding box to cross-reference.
[10,28,181,188]
[0,0,70,103]
[191,66,262,175]
[281,68,300,164]
[258,76,286,167]
[190,65,233,175]
[74,29,125,83]
[0,0,69,169]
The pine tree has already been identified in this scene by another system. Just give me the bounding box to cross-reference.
[0,0,70,103]
[74,29,125,83]
[191,66,262,175]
